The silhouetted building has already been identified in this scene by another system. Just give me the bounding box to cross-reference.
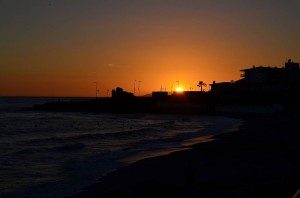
[152,91,168,98]
[285,59,300,83]
[211,59,300,94]
[210,81,236,93]
[240,66,286,84]
[112,87,134,98]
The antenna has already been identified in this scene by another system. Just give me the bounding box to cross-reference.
[107,89,109,97]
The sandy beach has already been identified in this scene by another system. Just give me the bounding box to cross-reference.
[70,114,300,198]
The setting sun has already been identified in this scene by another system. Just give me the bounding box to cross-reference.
[175,87,184,92]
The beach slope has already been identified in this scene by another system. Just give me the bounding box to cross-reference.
[70,115,300,198]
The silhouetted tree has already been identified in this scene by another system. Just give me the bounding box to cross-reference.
[197,81,206,92]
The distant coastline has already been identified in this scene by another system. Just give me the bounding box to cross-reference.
[32,60,300,114]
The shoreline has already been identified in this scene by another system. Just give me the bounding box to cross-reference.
[69,114,300,198]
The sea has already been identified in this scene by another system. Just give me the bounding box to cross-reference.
[0,97,242,198]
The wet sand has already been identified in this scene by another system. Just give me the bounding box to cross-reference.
[70,114,300,198]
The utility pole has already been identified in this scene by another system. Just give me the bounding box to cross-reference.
[176,80,180,89]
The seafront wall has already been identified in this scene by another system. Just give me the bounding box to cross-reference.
[32,91,300,114]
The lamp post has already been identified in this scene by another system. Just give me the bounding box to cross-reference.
[138,81,141,96]
[93,82,99,98]
[133,80,136,96]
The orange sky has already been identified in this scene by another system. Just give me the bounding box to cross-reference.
[1,1,299,96]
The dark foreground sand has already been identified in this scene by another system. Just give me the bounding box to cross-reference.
[70,114,300,198]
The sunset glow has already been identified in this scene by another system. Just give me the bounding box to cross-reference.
[175,87,184,92]
[0,1,299,96]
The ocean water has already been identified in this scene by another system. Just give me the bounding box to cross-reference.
[0,97,242,198]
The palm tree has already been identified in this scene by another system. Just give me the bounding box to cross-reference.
[197,81,206,92]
